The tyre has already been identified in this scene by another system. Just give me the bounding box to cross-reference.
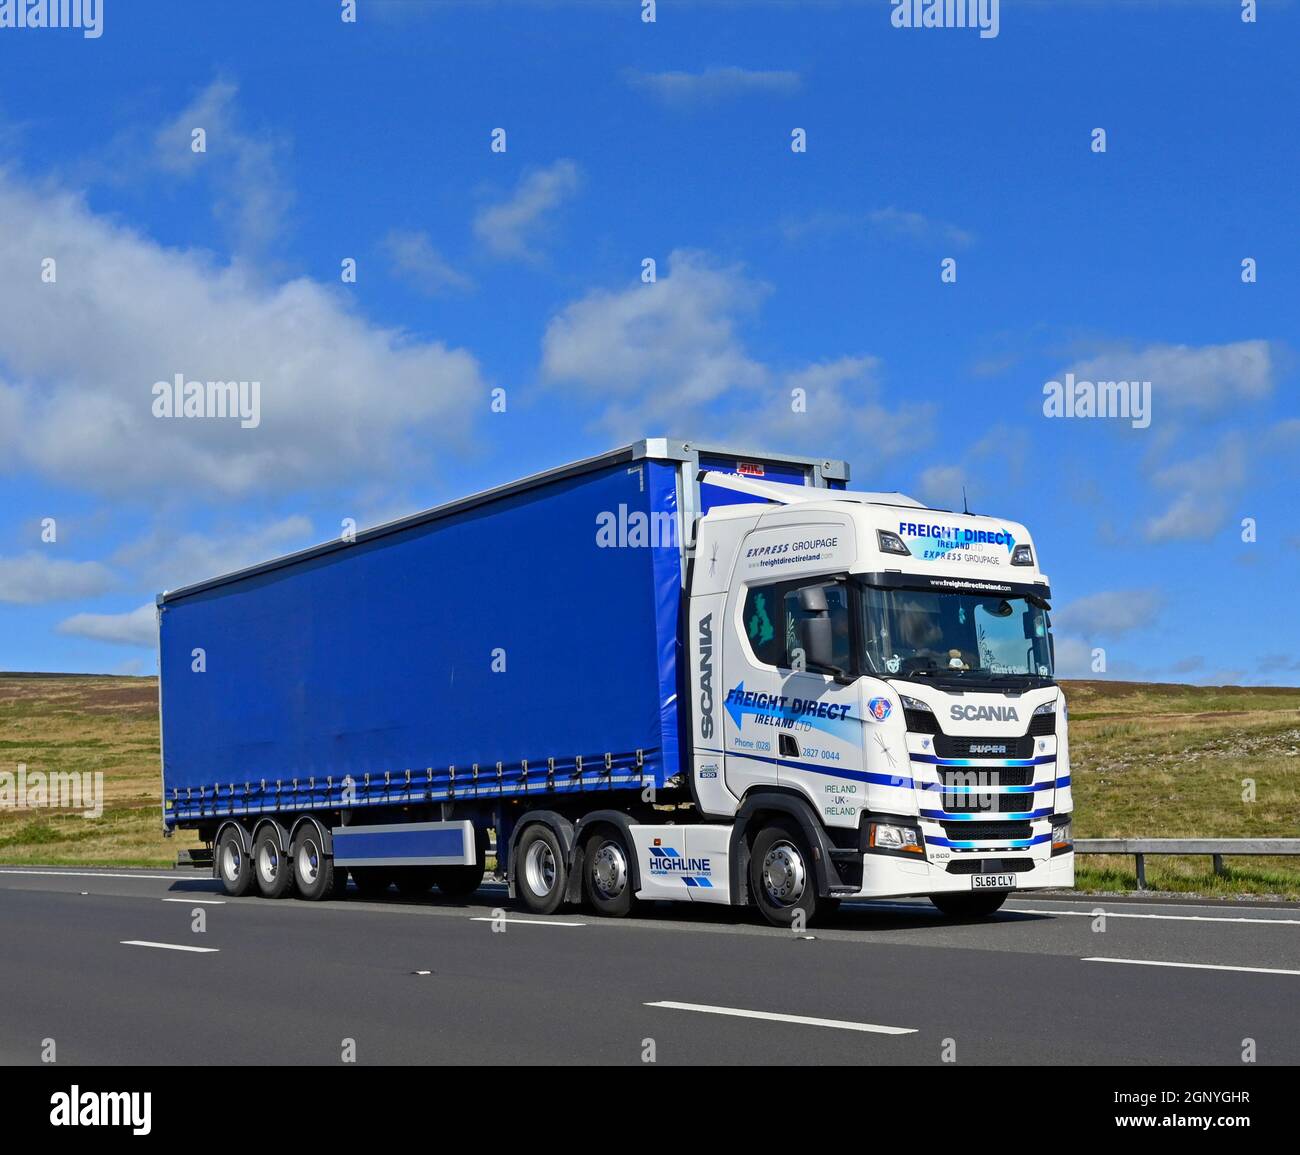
[394,867,437,897]
[748,818,829,928]
[291,822,334,901]
[930,891,1009,919]
[350,868,394,897]
[252,826,295,899]
[215,827,255,897]
[513,824,567,915]
[580,827,636,917]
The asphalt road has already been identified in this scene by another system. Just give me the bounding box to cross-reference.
[2,866,1298,1065]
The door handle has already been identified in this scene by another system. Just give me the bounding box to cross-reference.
[778,733,799,758]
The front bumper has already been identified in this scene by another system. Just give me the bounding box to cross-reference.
[849,848,1074,899]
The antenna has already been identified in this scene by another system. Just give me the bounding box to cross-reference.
[962,486,970,515]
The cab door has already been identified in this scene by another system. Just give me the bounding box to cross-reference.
[722,574,864,818]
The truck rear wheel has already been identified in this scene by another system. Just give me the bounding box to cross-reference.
[930,891,1009,919]
[253,827,295,899]
[749,819,829,929]
[514,824,567,915]
[291,824,335,901]
[580,828,636,917]
[216,827,254,897]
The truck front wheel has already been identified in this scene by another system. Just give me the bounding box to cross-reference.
[749,819,831,929]
[216,828,254,897]
[514,825,567,915]
[929,891,1009,919]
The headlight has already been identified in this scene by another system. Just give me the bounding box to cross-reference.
[1033,700,1056,715]
[899,694,931,713]
[868,821,923,853]
[1051,817,1072,851]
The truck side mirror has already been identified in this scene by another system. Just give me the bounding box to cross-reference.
[795,615,835,672]
[798,586,828,614]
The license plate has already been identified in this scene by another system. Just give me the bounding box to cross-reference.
[972,873,1015,890]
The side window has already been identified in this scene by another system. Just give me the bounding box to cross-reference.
[784,582,851,673]
[742,585,785,667]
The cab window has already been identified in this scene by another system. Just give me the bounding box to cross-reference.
[742,580,851,672]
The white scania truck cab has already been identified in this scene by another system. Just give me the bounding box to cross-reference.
[668,471,1073,926]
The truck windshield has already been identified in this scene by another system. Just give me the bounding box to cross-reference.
[857,583,1054,683]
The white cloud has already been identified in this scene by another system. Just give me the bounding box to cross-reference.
[57,603,156,648]
[1064,340,1273,412]
[626,67,801,105]
[473,160,580,260]
[916,465,967,507]
[153,79,291,257]
[1143,434,1245,542]
[114,515,315,594]
[0,169,487,497]
[1052,589,1162,638]
[0,552,117,605]
[782,207,974,249]
[382,229,473,295]
[540,252,933,460]
[542,249,768,429]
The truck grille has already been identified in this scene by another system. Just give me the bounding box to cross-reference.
[937,765,1035,787]
[1029,711,1056,736]
[905,708,941,735]
[934,733,1035,758]
[947,857,1034,874]
[942,820,1031,842]
[941,792,1037,813]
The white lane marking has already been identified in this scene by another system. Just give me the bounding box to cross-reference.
[469,917,586,927]
[0,869,208,882]
[162,898,225,905]
[1010,907,1300,927]
[646,1001,916,1035]
[121,940,219,954]
[1084,957,1300,977]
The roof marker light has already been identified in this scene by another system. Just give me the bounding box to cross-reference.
[877,530,911,556]
[1010,544,1034,566]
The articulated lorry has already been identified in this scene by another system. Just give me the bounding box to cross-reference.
[159,439,1073,926]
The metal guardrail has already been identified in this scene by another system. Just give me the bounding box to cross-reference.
[1075,838,1300,889]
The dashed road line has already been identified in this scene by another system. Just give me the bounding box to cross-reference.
[120,940,219,954]
[646,1000,916,1034]
[1084,957,1300,977]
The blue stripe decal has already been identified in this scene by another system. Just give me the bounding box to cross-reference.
[1056,775,1071,788]
[332,827,465,860]
[735,751,915,790]
[929,833,1052,848]
[921,808,1053,821]
[910,754,1056,768]
[920,782,1043,794]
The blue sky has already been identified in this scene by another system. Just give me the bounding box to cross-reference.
[0,0,1296,683]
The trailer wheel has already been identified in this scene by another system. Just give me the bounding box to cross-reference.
[580,828,636,917]
[930,891,1009,919]
[216,827,255,897]
[514,824,567,915]
[749,818,827,928]
[291,824,334,901]
[350,868,394,897]
[253,826,295,899]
